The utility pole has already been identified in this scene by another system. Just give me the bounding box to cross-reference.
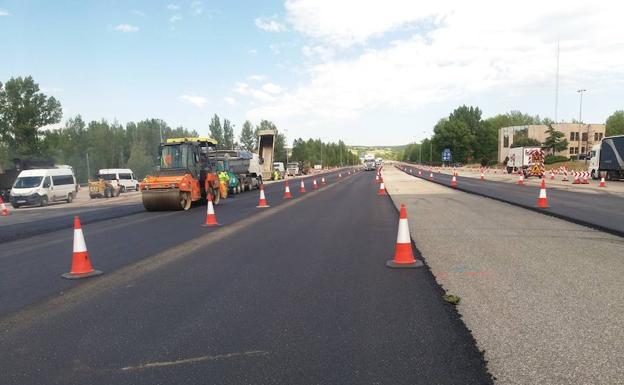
[429,139,433,164]
[86,152,91,181]
[577,89,586,161]
[555,40,560,123]
[320,141,323,169]
[340,141,343,167]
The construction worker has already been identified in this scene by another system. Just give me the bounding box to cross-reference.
[273,169,280,181]
[218,170,229,199]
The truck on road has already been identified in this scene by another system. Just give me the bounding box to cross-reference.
[506,146,544,177]
[214,150,262,192]
[588,135,624,180]
[257,130,276,181]
[363,154,376,171]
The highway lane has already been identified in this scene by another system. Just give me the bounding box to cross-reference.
[0,170,352,243]
[0,169,356,318]
[0,169,492,385]
[397,164,624,236]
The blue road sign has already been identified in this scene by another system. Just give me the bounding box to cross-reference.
[442,148,452,162]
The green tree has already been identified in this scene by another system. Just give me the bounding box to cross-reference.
[208,114,224,148]
[274,131,287,164]
[542,125,568,153]
[606,110,624,136]
[0,76,62,158]
[222,119,234,150]
[126,142,154,179]
[239,120,256,151]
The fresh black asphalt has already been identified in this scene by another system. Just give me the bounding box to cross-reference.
[398,164,624,236]
[0,169,492,385]
[0,170,348,317]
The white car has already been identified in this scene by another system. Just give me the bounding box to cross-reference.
[10,168,77,207]
[97,168,140,192]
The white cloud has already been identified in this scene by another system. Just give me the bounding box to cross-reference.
[248,74,267,81]
[191,1,204,16]
[179,95,207,108]
[234,82,274,102]
[262,83,283,94]
[255,16,286,32]
[224,97,237,105]
[269,44,281,55]
[169,15,182,23]
[248,49,258,55]
[248,0,624,128]
[0,9,10,16]
[114,24,139,33]
[166,4,180,11]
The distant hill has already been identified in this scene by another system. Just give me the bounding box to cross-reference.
[348,145,405,160]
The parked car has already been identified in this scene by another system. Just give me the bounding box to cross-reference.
[10,167,77,207]
[97,168,140,192]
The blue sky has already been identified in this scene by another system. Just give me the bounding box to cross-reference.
[1,1,623,146]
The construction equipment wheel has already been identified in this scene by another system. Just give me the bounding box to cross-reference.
[104,188,112,198]
[210,187,220,205]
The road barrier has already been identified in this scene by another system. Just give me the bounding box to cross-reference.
[256,184,270,208]
[62,216,103,279]
[599,176,606,187]
[386,204,423,269]
[0,196,9,216]
[283,181,293,199]
[537,178,549,208]
[202,194,219,226]
[378,178,386,196]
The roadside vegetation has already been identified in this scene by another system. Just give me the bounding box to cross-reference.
[0,75,355,182]
[401,105,624,166]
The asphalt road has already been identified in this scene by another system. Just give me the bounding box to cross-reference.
[0,169,492,385]
[397,164,624,236]
[0,170,351,317]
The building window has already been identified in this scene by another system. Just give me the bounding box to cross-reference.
[570,132,575,141]
[599,133,603,140]
[581,146,585,154]
[569,147,576,154]
[582,132,588,141]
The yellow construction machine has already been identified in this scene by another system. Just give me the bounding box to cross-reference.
[140,137,221,211]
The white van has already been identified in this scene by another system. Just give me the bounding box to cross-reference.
[97,169,139,192]
[10,168,77,207]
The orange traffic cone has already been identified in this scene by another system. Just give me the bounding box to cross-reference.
[283,181,293,199]
[418,170,422,176]
[429,172,433,180]
[202,194,219,226]
[599,176,606,187]
[256,184,270,208]
[338,173,342,178]
[451,173,457,188]
[321,176,326,185]
[537,178,549,208]
[386,204,423,269]
[480,170,485,180]
[378,179,386,195]
[0,196,9,216]
[517,172,524,185]
[313,179,318,190]
[550,170,555,180]
[62,216,103,279]
[375,173,380,184]
[299,180,306,193]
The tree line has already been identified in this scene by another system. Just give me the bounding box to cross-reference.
[0,76,295,182]
[290,138,359,168]
[401,106,624,165]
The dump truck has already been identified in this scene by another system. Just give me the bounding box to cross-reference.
[257,129,276,181]
[140,137,221,211]
[213,150,262,193]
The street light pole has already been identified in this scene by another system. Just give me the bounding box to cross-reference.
[577,89,587,160]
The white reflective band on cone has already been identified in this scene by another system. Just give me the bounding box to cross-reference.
[73,229,88,252]
[396,219,411,243]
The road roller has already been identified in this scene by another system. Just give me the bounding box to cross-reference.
[140,137,221,211]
